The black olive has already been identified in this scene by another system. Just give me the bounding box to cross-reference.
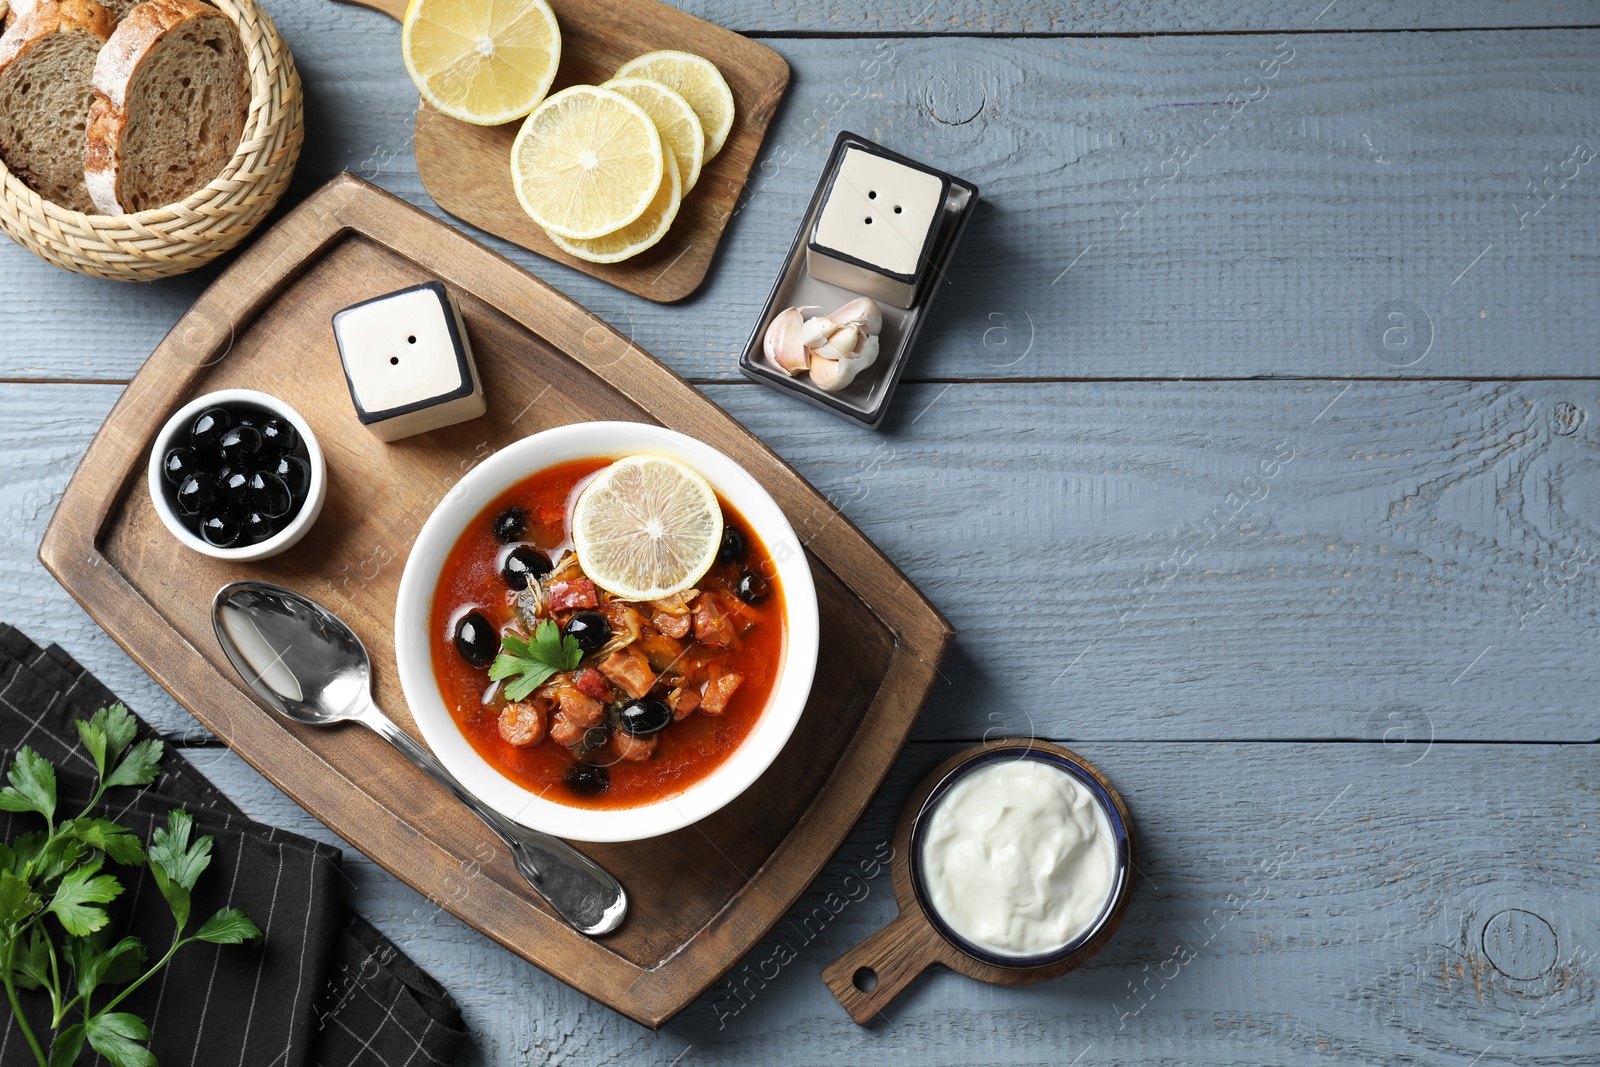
[218,424,263,464]
[161,447,198,485]
[719,525,746,563]
[197,513,241,548]
[241,510,281,544]
[218,469,251,508]
[736,572,769,604]
[563,611,609,654]
[564,762,609,797]
[619,697,672,736]
[582,725,609,750]
[257,417,298,455]
[248,470,293,519]
[501,545,552,590]
[493,507,527,544]
[454,611,498,669]
[270,454,311,498]
[189,407,231,450]
[174,472,217,516]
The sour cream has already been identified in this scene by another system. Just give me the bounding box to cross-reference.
[919,758,1117,958]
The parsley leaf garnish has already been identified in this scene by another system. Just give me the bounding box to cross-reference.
[488,619,584,701]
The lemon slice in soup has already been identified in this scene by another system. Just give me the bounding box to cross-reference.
[573,455,723,601]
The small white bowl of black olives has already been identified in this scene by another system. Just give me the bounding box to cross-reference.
[147,389,327,561]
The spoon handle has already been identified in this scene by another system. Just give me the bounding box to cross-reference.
[358,704,628,936]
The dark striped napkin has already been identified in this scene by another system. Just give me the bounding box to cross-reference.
[0,625,469,1066]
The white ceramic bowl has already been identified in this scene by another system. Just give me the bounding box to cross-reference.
[394,422,820,843]
[146,388,327,562]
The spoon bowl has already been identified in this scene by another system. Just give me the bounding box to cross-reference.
[211,580,628,936]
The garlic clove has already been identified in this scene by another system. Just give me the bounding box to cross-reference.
[809,350,862,391]
[849,332,880,369]
[815,324,860,362]
[763,306,810,375]
[798,314,838,350]
[827,296,883,336]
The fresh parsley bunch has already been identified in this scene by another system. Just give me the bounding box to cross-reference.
[488,619,583,701]
[0,704,260,1067]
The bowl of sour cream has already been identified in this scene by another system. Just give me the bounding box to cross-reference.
[821,739,1135,1022]
[913,746,1132,967]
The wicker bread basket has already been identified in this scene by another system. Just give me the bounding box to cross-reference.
[0,0,302,281]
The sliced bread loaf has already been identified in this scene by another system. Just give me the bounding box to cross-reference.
[85,0,247,214]
[0,0,115,210]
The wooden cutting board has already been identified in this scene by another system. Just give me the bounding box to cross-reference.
[39,174,952,1028]
[334,0,789,303]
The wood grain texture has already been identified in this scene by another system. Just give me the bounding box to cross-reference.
[177,739,1600,1065]
[4,30,1599,381]
[670,0,1600,35]
[36,175,953,1027]
[717,377,1600,744]
[12,376,1600,744]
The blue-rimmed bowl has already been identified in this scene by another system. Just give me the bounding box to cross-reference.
[820,739,1137,1023]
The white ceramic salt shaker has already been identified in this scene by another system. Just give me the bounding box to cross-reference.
[805,143,950,309]
[331,281,487,442]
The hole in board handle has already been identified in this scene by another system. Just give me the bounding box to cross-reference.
[852,967,878,993]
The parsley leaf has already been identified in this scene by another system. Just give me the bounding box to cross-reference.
[148,810,212,929]
[488,619,583,701]
[0,748,57,823]
[102,739,163,790]
[14,925,51,992]
[75,705,138,783]
[66,932,145,1002]
[65,818,147,867]
[192,908,261,946]
[47,1024,85,1067]
[84,1012,155,1067]
[0,869,41,930]
[47,862,122,937]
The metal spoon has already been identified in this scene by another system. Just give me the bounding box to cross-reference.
[210,580,627,936]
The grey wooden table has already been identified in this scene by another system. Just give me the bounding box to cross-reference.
[4,1,1600,1062]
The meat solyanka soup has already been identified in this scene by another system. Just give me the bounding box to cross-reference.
[428,458,785,809]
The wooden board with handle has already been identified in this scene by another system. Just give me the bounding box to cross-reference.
[38,173,951,1027]
[333,0,788,303]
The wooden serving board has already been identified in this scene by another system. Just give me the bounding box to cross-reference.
[335,0,789,303]
[39,174,951,1028]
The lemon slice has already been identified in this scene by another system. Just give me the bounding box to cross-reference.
[573,455,724,602]
[548,146,682,263]
[602,77,704,193]
[402,0,561,126]
[613,50,734,160]
[511,85,664,239]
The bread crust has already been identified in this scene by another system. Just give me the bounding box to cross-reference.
[85,0,246,214]
[0,0,116,209]
[0,0,112,69]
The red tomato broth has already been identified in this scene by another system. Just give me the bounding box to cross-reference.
[427,458,786,810]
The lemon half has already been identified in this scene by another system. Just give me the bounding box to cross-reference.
[613,50,734,160]
[511,85,665,239]
[572,455,723,602]
[402,0,561,126]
